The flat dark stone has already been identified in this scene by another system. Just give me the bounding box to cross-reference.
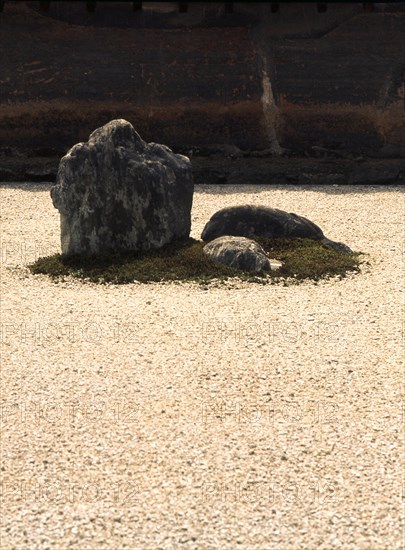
[201,205,353,254]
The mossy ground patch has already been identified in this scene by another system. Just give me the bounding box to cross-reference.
[29,237,362,285]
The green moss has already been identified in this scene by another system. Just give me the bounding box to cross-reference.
[255,237,361,282]
[29,237,362,285]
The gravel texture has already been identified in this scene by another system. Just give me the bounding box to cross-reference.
[1,183,404,549]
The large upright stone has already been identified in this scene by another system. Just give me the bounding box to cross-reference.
[51,119,194,255]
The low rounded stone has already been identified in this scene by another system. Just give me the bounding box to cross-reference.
[203,236,272,273]
[201,205,324,242]
[201,204,352,254]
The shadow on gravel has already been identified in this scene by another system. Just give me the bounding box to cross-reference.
[196,184,404,195]
[1,182,403,195]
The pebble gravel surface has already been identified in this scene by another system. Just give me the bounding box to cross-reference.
[1,183,404,549]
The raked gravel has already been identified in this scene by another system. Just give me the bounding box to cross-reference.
[0,183,404,550]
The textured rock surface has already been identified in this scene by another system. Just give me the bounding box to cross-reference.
[201,204,352,253]
[203,236,272,273]
[51,119,193,255]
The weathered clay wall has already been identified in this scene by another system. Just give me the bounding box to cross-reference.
[0,2,404,156]
[266,12,405,156]
[2,9,261,105]
[0,3,266,150]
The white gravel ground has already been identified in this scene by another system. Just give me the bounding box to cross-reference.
[1,183,404,549]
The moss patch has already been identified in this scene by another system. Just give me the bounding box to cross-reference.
[29,237,362,285]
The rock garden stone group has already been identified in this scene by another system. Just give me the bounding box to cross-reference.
[51,119,352,273]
